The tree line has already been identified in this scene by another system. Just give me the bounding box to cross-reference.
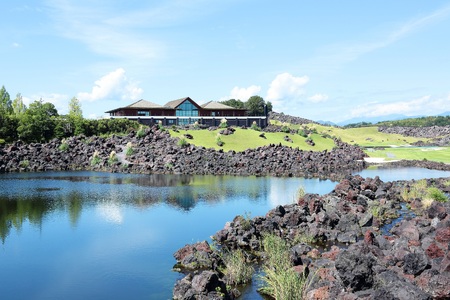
[0,86,139,143]
[219,95,273,116]
[376,115,450,127]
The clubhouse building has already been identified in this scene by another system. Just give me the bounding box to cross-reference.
[105,97,268,128]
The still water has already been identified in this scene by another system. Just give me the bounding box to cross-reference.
[1,168,449,300]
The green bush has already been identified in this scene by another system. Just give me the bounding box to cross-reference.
[216,135,224,146]
[219,118,228,129]
[137,125,146,138]
[250,121,261,131]
[90,150,101,166]
[427,187,448,203]
[58,140,69,152]
[108,151,118,165]
[19,160,29,168]
[220,249,254,285]
[177,138,189,147]
[125,142,134,156]
[259,234,306,300]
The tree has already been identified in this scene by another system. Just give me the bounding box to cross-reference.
[0,85,12,114]
[266,101,273,113]
[68,96,82,118]
[17,100,58,142]
[219,99,245,109]
[12,93,27,116]
[245,95,266,116]
[67,97,84,135]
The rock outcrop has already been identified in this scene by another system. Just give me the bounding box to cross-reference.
[172,175,450,299]
[0,125,367,180]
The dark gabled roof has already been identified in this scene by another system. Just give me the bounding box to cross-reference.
[164,97,202,110]
[164,97,191,108]
[127,99,164,109]
[105,99,169,113]
[201,101,246,110]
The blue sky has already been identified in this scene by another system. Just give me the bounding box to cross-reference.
[2,1,450,122]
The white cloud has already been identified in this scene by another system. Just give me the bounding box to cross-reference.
[25,93,69,114]
[77,68,143,102]
[266,73,309,110]
[308,94,329,103]
[221,85,261,101]
[350,95,450,118]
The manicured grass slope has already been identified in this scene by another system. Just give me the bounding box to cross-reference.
[169,128,335,152]
[168,123,450,163]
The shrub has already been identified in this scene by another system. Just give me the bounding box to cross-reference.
[281,122,290,133]
[108,151,118,165]
[295,186,305,202]
[220,248,254,285]
[125,142,134,156]
[426,187,448,203]
[250,121,261,131]
[216,135,224,146]
[177,138,189,147]
[58,139,69,152]
[137,125,146,138]
[219,118,228,129]
[297,129,307,138]
[90,150,101,166]
[259,234,306,300]
[19,160,29,168]
[158,120,164,130]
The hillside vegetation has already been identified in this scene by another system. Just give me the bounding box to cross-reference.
[169,122,450,164]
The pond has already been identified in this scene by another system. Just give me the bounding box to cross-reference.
[1,168,450,300]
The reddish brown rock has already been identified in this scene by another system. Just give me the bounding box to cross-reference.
[425,243,445,259]
[435,227,450,243]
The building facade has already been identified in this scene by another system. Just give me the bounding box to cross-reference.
[105,97,268,128]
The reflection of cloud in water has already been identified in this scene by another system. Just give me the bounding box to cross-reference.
[97,202,123,224]
[268,178,299,207]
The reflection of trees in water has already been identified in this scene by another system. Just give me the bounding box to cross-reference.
[0,174,267,242]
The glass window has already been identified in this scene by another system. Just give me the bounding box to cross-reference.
[176,100,199,117]
[138,111,150,116]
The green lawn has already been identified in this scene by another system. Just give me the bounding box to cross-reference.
[168,124,449,163]
[169,128,336,152]
[365,147,450,163]
[270,121,428,147]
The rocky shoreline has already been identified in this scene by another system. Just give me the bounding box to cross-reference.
[0,125,367,181]
[172,175,450,299]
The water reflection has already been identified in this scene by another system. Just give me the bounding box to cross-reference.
[0,172,274,243]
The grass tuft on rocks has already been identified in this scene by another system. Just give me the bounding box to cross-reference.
[220,248,254,286]
[259,233,307,300]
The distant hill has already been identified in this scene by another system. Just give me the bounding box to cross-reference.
[337,114,412,126]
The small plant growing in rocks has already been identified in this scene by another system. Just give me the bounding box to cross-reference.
[220,248,254,286]
[58,139,69,152]
[158,120,164,131]
[90,150,101,166]
[19,160,29,168]
[108,151,118,165]
[125,142,134,156]
[137,125,146,138]
[259,233,307,300]
[177,138,189,147]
